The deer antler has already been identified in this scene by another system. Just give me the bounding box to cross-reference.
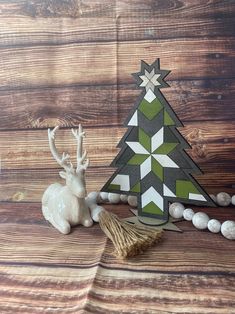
[72,124,89,172]
[48,126,74,173]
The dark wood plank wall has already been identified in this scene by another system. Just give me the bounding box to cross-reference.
[0,0,235,200]
[0,1,235,313]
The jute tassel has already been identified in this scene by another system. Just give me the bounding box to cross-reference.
[98,210,163,258]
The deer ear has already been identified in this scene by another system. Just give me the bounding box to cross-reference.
[59,171,67,179]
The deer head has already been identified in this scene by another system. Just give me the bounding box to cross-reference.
[48,125,89,198]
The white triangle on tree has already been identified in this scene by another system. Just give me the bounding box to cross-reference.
[141,187,164,211]
[163,184,176,197]
[127,110,138,126]
[111,174,130,191]
[189,193,206,201]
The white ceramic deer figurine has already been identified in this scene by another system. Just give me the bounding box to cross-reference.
[42,125,94,234]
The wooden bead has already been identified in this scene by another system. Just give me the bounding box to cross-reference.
[221,221,235,240]
[108,193,121,204]
[216,192,231,207]
[99,192,109,202]
[127,195,138,207]
[192,212,209,230]
[120,194,128,203]
[231,195,235,206]
[183,208,194,221]
[207,219,221,233]
[169,202,185,219]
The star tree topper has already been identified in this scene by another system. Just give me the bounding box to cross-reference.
[134,59,170,92]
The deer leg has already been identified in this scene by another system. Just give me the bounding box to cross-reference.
[50,215,71,234]
[81,206,93,227]
[86,194,104,222]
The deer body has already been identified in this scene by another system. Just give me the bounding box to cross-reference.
[42,125,93,234]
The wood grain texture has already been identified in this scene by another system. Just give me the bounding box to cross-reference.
[0,203,235,313]
[0,0,235,312]
[1,122,235,201]
[0,38,234,90]
[0,15,234,48]
[1,167,235,203]
[0,0,234,19]
[1,122,235,169]
[0,168,113,202]
[0,79,234,130]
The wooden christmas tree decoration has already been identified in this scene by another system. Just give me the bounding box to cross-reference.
[101,59,215,226]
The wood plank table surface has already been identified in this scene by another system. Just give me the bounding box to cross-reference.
[0,203,235,313]
[0,204,235,314]
[0,0,235,313]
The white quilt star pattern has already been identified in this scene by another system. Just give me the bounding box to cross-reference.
[139,69,161,92]
[126,127,179,180]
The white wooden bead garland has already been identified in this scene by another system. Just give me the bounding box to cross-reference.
[94,191,235,241]
[183,208,194,221]
[221,221,235,240]
[216,192,231,207]
[169,202,185,219]
[127,195,138,207]
[120,194,128,203]
[207,219,221,233]
[108,193,121,204]
[192,212,210,230]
